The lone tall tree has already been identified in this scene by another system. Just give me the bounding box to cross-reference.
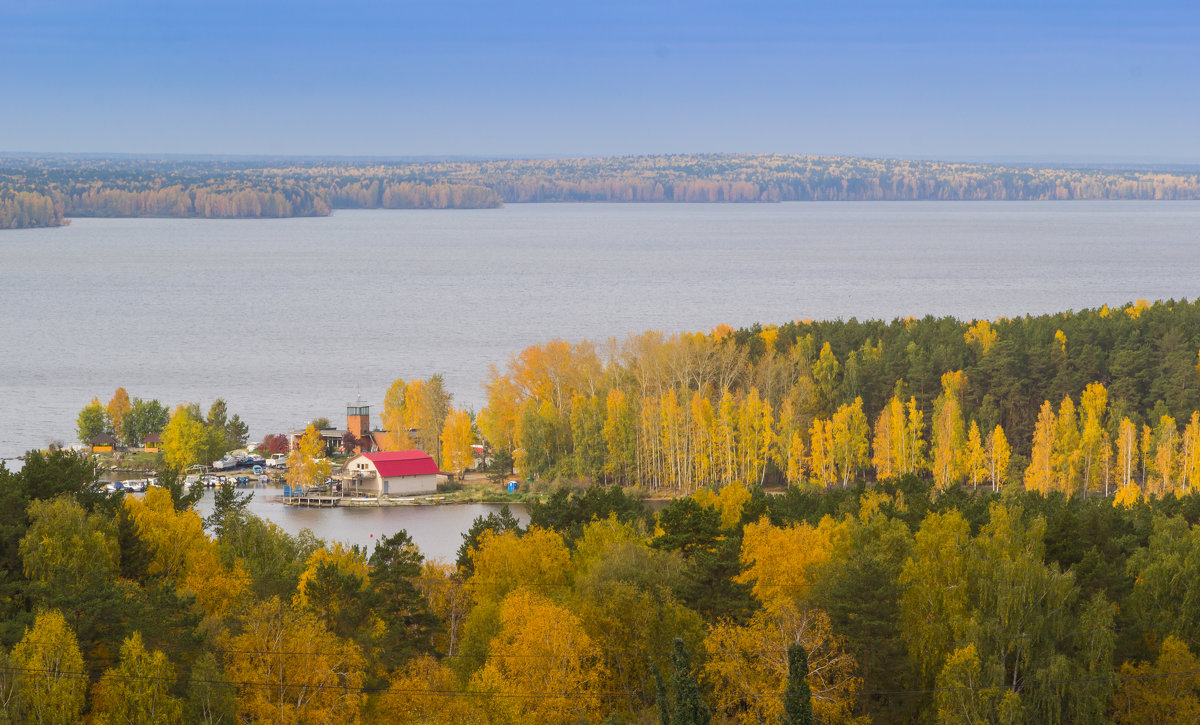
[671,637,710,725]
[783,642,814,725]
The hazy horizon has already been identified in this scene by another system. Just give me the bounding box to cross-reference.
[4,150,1200,171]
[2,1,1197,161]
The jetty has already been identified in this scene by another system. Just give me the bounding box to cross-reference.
[283,494,341,507]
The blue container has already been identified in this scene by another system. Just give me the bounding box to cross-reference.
[507,480,518,493]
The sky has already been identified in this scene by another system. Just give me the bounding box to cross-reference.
[1,0,1198,162]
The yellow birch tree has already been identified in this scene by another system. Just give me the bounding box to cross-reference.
[224,598,366,724]
[986,424,1011,491]
[469,587,609,724]
[89,632,183,725]
[9,610,87,725]
[807,418,836,489]
[964,319,998,354]
[1024,401,1056,494]
[965,421,986,489]
[287,424,332,491]
[830,397,869,488]
[1117,417,1138,489]
[440,408,475,481]
[703,601,862,725]
[931,371,967,490]
[1151,415,1179,497]
[1052,395,1082,495]
[1182,411,1200,493]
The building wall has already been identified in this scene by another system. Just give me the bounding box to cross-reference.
[381,473,437,496]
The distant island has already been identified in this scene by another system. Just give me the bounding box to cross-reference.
[3,152,1200,229]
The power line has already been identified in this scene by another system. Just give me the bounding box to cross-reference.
[4,661,1200,701]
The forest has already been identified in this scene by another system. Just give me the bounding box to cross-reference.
[3,153,1199,228]
[7,299,1200,722]
[472,298,1200,504]
[4,447,1200,722]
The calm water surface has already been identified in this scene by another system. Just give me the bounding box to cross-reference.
[3,201,1200,459]
[190,487,528,562]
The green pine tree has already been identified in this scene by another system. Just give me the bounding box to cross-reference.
[783,643,814,725]
[671,638,710,725]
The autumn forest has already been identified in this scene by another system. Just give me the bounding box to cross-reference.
[3,153,1200,229]
[6,300,1200,722]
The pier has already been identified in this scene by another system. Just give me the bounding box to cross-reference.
[282,494,341,507]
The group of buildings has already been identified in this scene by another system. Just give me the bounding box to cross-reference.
[90,400,444,498]
[288,400,441,497]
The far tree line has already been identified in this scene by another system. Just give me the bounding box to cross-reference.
[5,152,1200,228]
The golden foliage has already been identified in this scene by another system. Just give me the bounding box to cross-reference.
[692,483,751,529]
[703,601,863,725]
[377,655,487,724]
[89,632,182,725]
[1111,636,1200,724]
[1114,481,1143,509]
[964,320,998,354]
[470,587,610,724]
[160,404,207,470]
[125,488,248,615]
[932,371,968,490]
[467,527,571,605]
[9,610,87,725]
[286,424,332,490]
[440,408,476,479]
[737,516,848,608]
[1126,298,1152,319]
[224,597,366,724]
[293,542,372,614]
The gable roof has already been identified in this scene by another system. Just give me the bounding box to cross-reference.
[144,433,162,444]
[90,432,118,446]
[363,450,440,477]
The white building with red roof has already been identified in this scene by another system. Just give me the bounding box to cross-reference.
[341,450,441,497]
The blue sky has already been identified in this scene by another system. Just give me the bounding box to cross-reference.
[1,0,1197,161]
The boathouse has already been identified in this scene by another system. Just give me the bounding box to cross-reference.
[342,450,440,496]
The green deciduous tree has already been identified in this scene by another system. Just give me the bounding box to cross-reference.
[76,397,107,444]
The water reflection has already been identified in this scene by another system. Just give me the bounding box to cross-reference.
[192,486,529,562]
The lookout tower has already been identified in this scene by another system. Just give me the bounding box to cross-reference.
[347,398,371,440]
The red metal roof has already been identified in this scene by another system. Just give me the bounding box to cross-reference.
[363,450,440,477]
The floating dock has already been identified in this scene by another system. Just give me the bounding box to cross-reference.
[282,494,341,507]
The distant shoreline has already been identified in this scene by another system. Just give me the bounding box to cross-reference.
[6,152,1200,230]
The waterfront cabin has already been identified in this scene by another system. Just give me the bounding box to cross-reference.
[341,450,440,497]
[90,432,117,453]
[143,433,162,453]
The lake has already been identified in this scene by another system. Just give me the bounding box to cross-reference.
[190,487,528,563]
[3,200,1199,462]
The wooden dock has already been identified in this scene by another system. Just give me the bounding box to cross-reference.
[282,495,341,507]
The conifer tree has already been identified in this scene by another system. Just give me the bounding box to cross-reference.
[671,637,711,725]
[783,642,815,725]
